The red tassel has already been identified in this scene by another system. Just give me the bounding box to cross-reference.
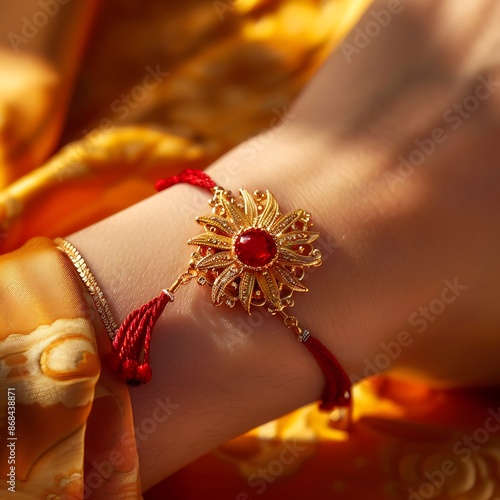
[107,291,172,385]
[106,169,214,385]
[108,168,352,411]
[303,335,351,411]
[155,169,216,193]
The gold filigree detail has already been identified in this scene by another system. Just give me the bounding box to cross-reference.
[189,188,322,313]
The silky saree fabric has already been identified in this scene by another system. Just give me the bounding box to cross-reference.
[1,0,500,499]
[0,238,140,498]
[0,0,368,252]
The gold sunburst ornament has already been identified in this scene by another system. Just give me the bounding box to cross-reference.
[102,170,351,418]
[188,187,322,314]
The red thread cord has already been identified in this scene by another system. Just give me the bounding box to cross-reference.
[108,169,215,384]
[155,169,216,193]
[303,335,351,411]
[107,291,171,385]
[110,167,352,417]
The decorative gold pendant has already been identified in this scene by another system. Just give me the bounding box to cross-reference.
[84,169,350,412]
[188,187,322,314]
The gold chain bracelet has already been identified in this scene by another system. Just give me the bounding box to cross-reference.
[55,237,118,340]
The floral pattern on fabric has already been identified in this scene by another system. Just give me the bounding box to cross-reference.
[0,238,141,498]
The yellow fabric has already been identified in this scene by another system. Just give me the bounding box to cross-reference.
[0,0,370,253]
[0,1,372,498]
[1,1,499,499]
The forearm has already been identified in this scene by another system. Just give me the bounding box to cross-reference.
[68,0,500,489]
[68,130,378,489]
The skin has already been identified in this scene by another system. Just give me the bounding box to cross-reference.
[70,0,500,490]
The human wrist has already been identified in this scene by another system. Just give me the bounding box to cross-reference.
[67,139,388,486]
[202,125,400,382]
[67,177,328,486]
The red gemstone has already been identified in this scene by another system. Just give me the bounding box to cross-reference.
[235,228,277,268]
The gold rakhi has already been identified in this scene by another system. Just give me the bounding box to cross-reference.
[60,169,352,416]
[188,187,321,320]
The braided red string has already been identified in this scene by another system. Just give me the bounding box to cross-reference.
[303,335,351,411]
[110,168,351,415]
[155,169,216,193]
[108,291,171,384]
[108,170,214,384]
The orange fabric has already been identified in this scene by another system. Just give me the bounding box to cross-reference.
[150,380,500,499]
[1,1,499,499]
[0,238,140,498]
[0,0,368,253]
